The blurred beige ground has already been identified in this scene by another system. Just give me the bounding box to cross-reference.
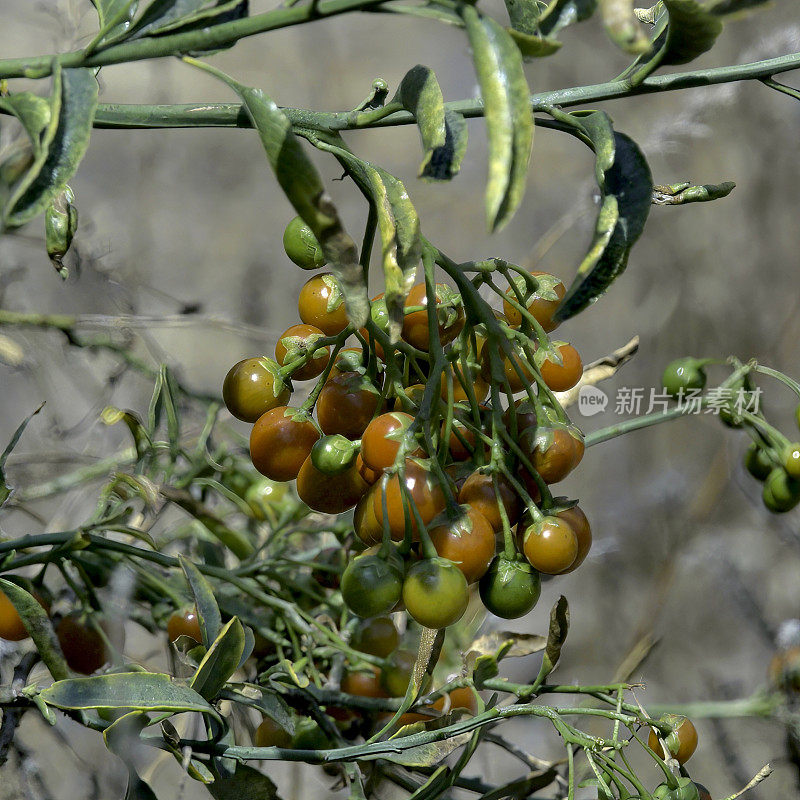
[1,0,800,798]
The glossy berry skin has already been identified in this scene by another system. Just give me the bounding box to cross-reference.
[296,456,368,514]
[298,273,349,336]
[762,468,800,513]
[480,342,535,394]
[167,607,203,644]
[429,506,496,584]
[440,364,490,405]
[521,517,578,575]
[381,650,417,697]
[250,407,320,482]
[311,434,359,475]
[648,715,698,765]
[447,416,479,462]
[556,504,592,573]
[479,557,541,619]
[223,357,291,423]
[458,471,521,533]
[770,646,800,692]
[356,453,382,485]
[342,666,388,698]
[538,343,583,393]
[503,271,566,332]
[56,614,118,675]
[254,716,293,748]
[0,589,47,641]
[432,687,479,715]
[361,412,415,472]
[403,558,469,629]
[283,216,326,270]
[354,487,384,545]
[744,443,773,481]
[528,427,582,485]
[373,460,447,540]
[402,283,465,352]
[274,323,330,381]
[316,372,382,440]
[662,358,706,398]
[785,444,800,480]
[292,719,330,750]
[245,477,288,520]
[352,616,399,658]
[341,555,403,618]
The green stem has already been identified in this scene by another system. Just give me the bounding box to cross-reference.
[26,52,799,130]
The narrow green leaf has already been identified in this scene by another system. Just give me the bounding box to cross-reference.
[179,555,221,647]
[128,0,216,38]
[0,579,68,681]
[421,110,468,182]
[41,672,221,721]
[650,0,724,66]
[508,29,563,58]
[599,0,650,53]
[0,403,44,506]
[368,731,473,767]
[394,65,447,177]
[652,180,735,204]
[503,0,541,34]
[408,765,451,800]
[322,143,420,341]
[190,617,245,701]
[0,92,52,154]
[187,60,367,327]
[463,8,534,231]
[4,67,98,229]
[535,596,569,682]
[130,0,247,39]
[90,0,139,43]
[207,764,281,800]
[554,111,652,321]
[538,0,598,35]
[467,630,547,659]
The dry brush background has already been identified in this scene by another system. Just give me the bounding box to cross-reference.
[1,1,799,797]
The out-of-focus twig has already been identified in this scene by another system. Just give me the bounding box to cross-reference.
[556,335,640,408]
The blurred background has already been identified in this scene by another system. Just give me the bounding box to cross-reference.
[1,0,799,797]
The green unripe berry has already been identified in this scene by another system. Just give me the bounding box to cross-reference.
[283,216,326,270]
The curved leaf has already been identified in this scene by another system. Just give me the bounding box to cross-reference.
[538,0,598,35]
[463,8,534,232]
[179,555,221,647]
[0,403,44,506]
[190,617,245,701]
[190,61,368,327]
[0,578,68,680]
[320,142,421,342]
[649,0,723,66]
[554,111,652,321]
[208,764,281,800]
[129,0,248,40]
[40,672,221,721]
[90,0,139,44]
[0,92,52,154]
[394,65,447,177]
[4,67,98,229]
[508,29,563,58]
[599,0,650,53]
[421,110,468,182]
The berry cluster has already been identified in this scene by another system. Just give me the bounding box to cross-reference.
[223,217,591,628]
